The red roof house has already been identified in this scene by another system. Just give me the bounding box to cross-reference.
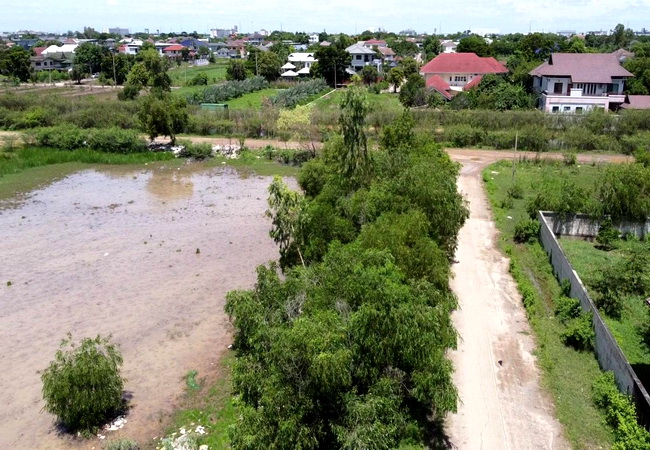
[420,53,508,90]
[163,44,185,57]
[426,75,453,100]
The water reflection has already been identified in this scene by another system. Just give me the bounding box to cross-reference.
[146,167,194,201]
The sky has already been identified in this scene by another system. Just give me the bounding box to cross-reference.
[3,0,650,35]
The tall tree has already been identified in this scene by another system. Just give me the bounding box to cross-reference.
[423,35,441,61]
[312,44,351,87]
[337,87,370,184]
[0,46,31,81]
[226,59,248,81]
[456,35,491,56]
[73,42,109,74]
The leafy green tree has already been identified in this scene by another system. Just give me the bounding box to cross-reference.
[624,57,650,94]
[423,35,440,61]
[119,49,172,99]
[41,334,124,434]
[313,44,351,86]
[386,67,404,91]
[399,57,419,78]
[73,42,109,74]
[269,41,292,62]
[266,176,307,267]
[226,59,248,81]
[399,73,426,107]
[337,87,370,184]
[610,23,634,49]
[360,64,379,85]
[457,35,491,56]
[0,46,32,81]
[100,53,134,85]
[138,93,189,144]
[258,51,281,81]
[465,73,534,110]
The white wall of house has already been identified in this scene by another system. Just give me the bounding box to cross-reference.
[423,72,480,87]
[536,76,625,96]
[350,53,374,69]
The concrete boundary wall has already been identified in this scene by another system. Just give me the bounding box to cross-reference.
[538,211,650,428]
[545,212,650,238]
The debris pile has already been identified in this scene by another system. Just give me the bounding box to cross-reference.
[212,144,240,159]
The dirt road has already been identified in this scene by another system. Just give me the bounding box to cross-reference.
[444,151,570,449]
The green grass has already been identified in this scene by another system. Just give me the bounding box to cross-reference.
[165,352,238,449]
[484,159,614,449]
[168,62,228,87]
[207,149,300,177]
[225,88,282,110]
[560,238,650,369]
[313,89,402,112]
[0,146,175,203]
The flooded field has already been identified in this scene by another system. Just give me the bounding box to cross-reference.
[0,163,284,448]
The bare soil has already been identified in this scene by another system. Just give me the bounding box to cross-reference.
[0,163,286,449]
[445,153,570,449]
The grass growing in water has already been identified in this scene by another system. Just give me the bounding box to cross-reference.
[0,146,174,202]
[483,159,613,448]
[164,352,237,449]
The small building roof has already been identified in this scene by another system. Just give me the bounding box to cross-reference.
[529,53,633,84]
[377,47,395,57]
[281,70,299,77]
[297,66,310,74]
[420,53,507,75]
[163,44,185,52]
[288,53,316,63]
[622,95,650,110]
[464,74,483,90]
[425,74,452,100]
[346,43,376,55]
[281,62,296,70]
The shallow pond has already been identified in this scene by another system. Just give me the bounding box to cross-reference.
[0,163,283,448]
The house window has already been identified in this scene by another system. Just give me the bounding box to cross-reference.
[454,76,467,82]
[552,106,560,113]
[575,107,584,114]
[553,82,563,94]
[564,106,571,112]
[356,55,361,60]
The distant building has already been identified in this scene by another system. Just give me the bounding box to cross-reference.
[210,26,237,39]
[108,27,130,37]
[557,30,576,38]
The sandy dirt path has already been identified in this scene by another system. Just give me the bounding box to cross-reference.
[0,163,287,449]
[444,153,570,449]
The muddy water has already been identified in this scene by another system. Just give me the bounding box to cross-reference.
[0,163,284,449]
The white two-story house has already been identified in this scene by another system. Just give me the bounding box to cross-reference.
[530,53,632,113]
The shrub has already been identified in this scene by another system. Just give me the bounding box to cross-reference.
[560,313,594,351]
[178,142,213,160]
[513,218,540,243]
[619,131,650,155]
[106,439,140,450]
[87,128,147,154]
[596,218,620,250]
[443,124,485,147]
[41,334,125,434]
[517,125,549,152]
[554,296,582,323]
[592,372,650,449]
[30,124,87,150]
[486,130,516,149]
[187,72,208,86]
[507,182,524,199]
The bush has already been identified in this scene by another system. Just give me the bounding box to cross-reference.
[554,296,582,323]
[443,124,485,147]
[106,439,140,450]
[177,142,213,160]
[507,182,524,199]
[560,313,594,351]
[517,125,549,152]
[187,72,208,86]
[87,128,147,154]
[513,218,540,243]
[486,130,516,149]
[30,124,87,150]
[41,334,125,434]
[592,372,650,449]
[596,218,620,250]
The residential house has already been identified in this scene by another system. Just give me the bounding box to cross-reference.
[420,52,508,90]
[41,44,78,56]
[362,39,387,49]
[529,53,632,113]
[162,44,185,59]
[441,40,458,53]
[308,33,319,44]
[346,43,379,72]
[287,53,317,69]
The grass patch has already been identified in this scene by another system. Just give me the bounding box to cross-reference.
[165,352,237,449]
[560,238,650,371]
[484,159,614,448]
[313,89,402,112]
[206,148,300,177]
[225,88,281,110]
[168,63,228,87]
